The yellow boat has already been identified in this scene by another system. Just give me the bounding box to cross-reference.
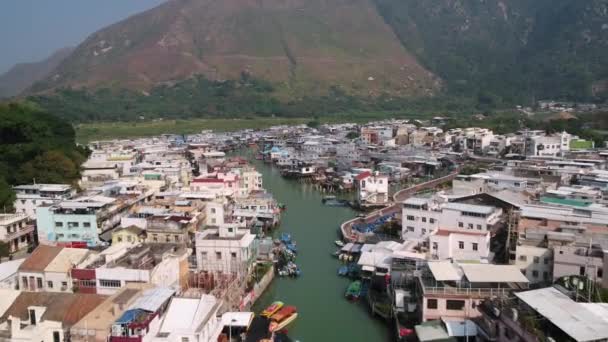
[260,301,284,317]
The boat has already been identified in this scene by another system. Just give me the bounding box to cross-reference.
[261,301,284,317]
[269,306,298,332]
[280,233,292,244]
[278,203,287,211]
[345,280,362,300]
[285,242,297,254]
[338,265,349,276]
[331,250,341,257]
[321,195,336,203]
[335,240,345,247]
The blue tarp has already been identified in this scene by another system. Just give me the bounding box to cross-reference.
[115,309,146,324]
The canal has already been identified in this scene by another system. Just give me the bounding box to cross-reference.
[249,157,391,341]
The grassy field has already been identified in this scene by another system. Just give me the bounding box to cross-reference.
[74,112,439,142]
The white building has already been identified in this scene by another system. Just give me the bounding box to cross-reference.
[13,184,74,219]
[355,171,389,206]
[524,131,571,157]
[513,245,553,284]
[195,225,256,275]
[153,295,221,342]
[0,213,34,253]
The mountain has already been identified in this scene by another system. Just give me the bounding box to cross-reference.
[374,0,608,103]
[0,47,74,99]
[25,0,608,121]
[29,0,439,98]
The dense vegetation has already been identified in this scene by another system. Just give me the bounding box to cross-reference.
[373,0,608,105]
[28,75,481,123]
[0,103,88,210]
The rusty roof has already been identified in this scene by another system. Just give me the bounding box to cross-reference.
[18,245,63,272]
[1,292,107,326]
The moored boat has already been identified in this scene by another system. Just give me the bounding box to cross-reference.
[345,280,362,300]
[280,233,292,244]
[261,301,284,317]
[269,306,298,332]
[335,240,345,247]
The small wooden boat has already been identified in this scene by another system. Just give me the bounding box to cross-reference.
[335,240,345,247]
[345,280,362,300]
[280,233,292,244]
[261,301,284,317]
[269,306,298,332]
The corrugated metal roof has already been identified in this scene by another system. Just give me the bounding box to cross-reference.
[428,261,462,281]
[129,287,175,312]
[460,264,528,283]
[516,288,608,342]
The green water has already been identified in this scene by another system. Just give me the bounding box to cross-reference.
[250,158,391,341]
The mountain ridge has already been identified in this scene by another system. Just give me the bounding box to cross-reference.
[0,47,74,99]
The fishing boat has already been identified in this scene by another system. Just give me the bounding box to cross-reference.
[280,233,292,244]
[345,280,362,300]
[335,240,345,247]
[269,306,298,332]
[321,195,336,203]
[285,242,297,254]
[261,301,284,317]
[337,265,349,276]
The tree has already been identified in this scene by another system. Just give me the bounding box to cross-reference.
[346,131,360,140]
[0,177,15,212]
[17,151,79,185]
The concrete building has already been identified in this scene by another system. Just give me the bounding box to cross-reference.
[12,184,74,219]
[194,225,256,275]
[0,291,106,342]
[355,171,389,206]
[71,244,189,295]
[18,245,90,293]
[0,213,34,254]
[552,245,607,288]
[153,295,221,342]
[419,261,529,322]
[512,245,553,284]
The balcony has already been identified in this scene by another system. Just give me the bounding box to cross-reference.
[419,277,512,298]
[5,224,34,239]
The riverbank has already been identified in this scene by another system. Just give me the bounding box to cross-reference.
[248,156,392,341]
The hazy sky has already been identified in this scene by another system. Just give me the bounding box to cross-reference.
[0,0,166,73]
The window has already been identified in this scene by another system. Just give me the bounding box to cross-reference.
[446,300,465,310]
[37,278,43,289]
[518,255,527,262]
[543,258,549,265]
[458,241,464,249]
[47,281,53,289]
[467,223,474,229]
[201,252,208,260]
[53,331,60,342]
[407,215,415,221]
[427,299,438,309]
[429,218,435,224]
[533,256,540,264]
[598,268,603,278]
[476,224,482,230]
[29,309,36,325]
[472,243,478,251]
[99,279,121,288]
[422,217,427,223]
[117,236,123,242]
[68,221,79,228]
[421,229,426,235]
[216,252,222,260]
[407,226,414,232]
[55,222,63,228]
[22,277,27,288]
[532,270,539,278]
[211,208,216,214]
[211,218,216,224]
[61,281,67,288]
[83,222,91,228]
[458,222,463,228]
[543,272,549,280]
[174,235,179,242]
[579,266,586,276]
[231,252,237,259]
[432,242,438,250]
[228,228,234,233]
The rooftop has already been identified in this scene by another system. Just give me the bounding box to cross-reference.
[19,245,63,273]
[442,202,497,215]
[460,264,529,284]
[515,287,608,342]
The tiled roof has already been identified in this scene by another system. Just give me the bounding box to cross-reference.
[18,245,63,272]
[355,171,372,181]
[1,292,106,326]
